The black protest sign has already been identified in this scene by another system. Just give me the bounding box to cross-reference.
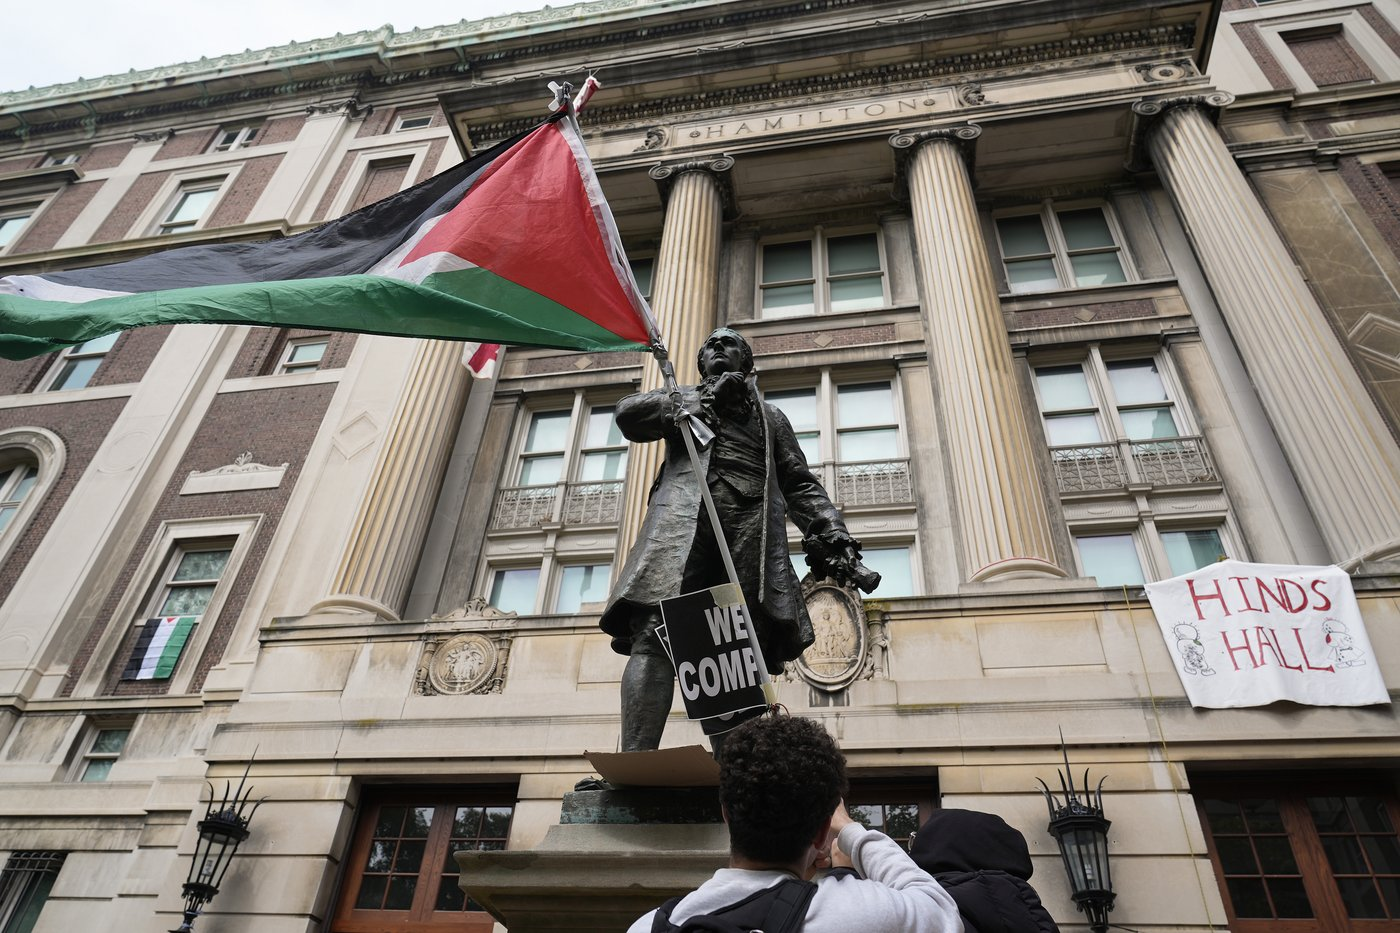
[659,583,770,724]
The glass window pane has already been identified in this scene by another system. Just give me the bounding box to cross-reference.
[482,807,512,838]
[1336,877,1386,919]
[454,806,483,837]
[0,213,32,248]
[761,283,815,317]
[555,564,610,613]
[629,259,653,300]
[1119,407,1178,440]
[76,332,120,354]
[1322,836,1369,875]
[884,804,920,842]
[384,875,417,910]
[91,729,129,754]
[173,549,231,582]
[1006,258,1060,293]
[795,433,820,463]
[159,584,215,616]
[80,758,114,782]
[837,383,895,427]
[1106,359,1167,404]
[1162,529,1225,576]
[1364,835,1400,874]
[1058,208,1116,250]
[826,234,880,275]
[1349,797,1395,834]
[436,875,466,911]
[1270,877,1315,918]
[579,450,626,482]
[490,568,539,615]
[524,412,570,453]
[860,547,913,597]
[767,390,818,433]
[1379,877,1400,916]
[997,215,1051,257]
[1044,414,1103,446]
[1256,835,1301,874]
[1242,799,1285,833]
[12,467,38,502]
[1308,796,1349,832]
[837,428,899,461]
[354,874,388,910]
[0,506,17,533]
[829,275,884,312]
[50,357,100,391]
[287,341,327,364]
[393,839,426,872]
[375,807,407,838]
[365,840,392,872]
[1216,837,1259,874]
[1069,252,1127,287]
[584,408,623,447]
[405,807,434,837]
[849,804,884,830]
[790,552,807,582]
[519,454,564,486]
[166,188,217,224]
[762,241,813,283]
[1204,798,1247,834]
[1076,534,1145,587]
[1035,366,1094,411]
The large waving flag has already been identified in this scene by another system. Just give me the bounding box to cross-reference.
[0,111,657,375]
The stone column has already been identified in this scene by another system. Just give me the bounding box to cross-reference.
[310,339,472,619]
[891,126,1065,582]
[1138,96,1400,562]
[614,157,731,561]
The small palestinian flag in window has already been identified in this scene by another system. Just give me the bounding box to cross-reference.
[121,616,198,680]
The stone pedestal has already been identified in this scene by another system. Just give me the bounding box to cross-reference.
[457,788,727,931]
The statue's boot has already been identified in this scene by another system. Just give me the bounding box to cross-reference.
[620,651,674,752]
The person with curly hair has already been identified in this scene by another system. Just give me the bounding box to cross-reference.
[628,714,963,933]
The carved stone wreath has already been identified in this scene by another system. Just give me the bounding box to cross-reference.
[416,632,510,696]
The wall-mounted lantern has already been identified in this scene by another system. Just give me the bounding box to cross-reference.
[171,763,262,933]
[1037,742,1115,933]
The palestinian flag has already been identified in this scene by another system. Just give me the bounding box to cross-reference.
[122,615,198,680]
[0,112,657,376]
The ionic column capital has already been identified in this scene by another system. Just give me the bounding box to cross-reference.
[889,123,982,200]
[1127,91,1235,170]
[648,154,737,217]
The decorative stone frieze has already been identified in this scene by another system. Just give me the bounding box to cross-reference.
[180,451,289,496]
[304,98,371,121]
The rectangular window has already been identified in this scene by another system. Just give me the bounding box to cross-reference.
[846,780,937,853]
[42,152,80,167]
[629,257,654,302]
[0,851,65,933]
[554,563,611,613]
[0,207,35,251]
[1283,26,1375,87]
[1161,528,1226,577]
[393,113,434,132]
[1196,779,1400,931]
[209,124,259,153]
[43,332,120,392]
[759,230,885,318]
[75,726,130,782]
[155,180,222,235]
[1074,533,1147,588]
[120,542,233,681]
[331,790,513,933]
[278,337,329,374]
[996,203,1129,294]
[488,567,540,616]
[517,411,571,486]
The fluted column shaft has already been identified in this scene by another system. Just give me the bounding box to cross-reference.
[1144,102,1400,561]
[313,339,472,619]
[899,129,1064,581]
[616,165,726,560]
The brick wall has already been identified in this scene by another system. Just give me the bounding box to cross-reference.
[751,323,897,356]
[80,140,134,172]
[90,326,173,387]
[1008,298,1159,330]
[92,170,170,242]
[1360,5,1400,57]
[348,158,411,212]
[204,154,285,228]
[12,181,103,253]
[311,150,358,222]
[0,398,128,604]
[415,138,448,184]
[154,128,219,161]
[226,326,357,377]
[1284,28,1374,86]
[1338,157,1400,262]
[257,114,307,146]
[1234,22,1294,90]
[0,155,44,176]
[355,107,396,139]
[62,382,336,696]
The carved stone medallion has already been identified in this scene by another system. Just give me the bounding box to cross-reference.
[425,633,498,695]
[795,582,866,691]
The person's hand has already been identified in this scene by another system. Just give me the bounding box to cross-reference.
[829,800,856,870]
[709,370,747,405]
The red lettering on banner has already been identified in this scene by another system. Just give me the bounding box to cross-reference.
[1310,579,1333,611]
[1293,628,1335,672]
[1255,627,1303,671]
[1230,577,1262,612]
[1190,578,1231,621]
[1222,629,1259,670]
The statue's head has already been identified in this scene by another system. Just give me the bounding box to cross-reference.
[697,327,754,378]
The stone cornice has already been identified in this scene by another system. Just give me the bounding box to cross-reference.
[464,24,1197,144]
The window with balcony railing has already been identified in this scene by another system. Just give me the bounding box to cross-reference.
[492,399,627,531]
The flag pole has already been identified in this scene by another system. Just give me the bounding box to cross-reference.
[553,78,777,705]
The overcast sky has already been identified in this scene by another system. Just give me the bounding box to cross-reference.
[1,0,560,94]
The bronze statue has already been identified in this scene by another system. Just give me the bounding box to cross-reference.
[599,327,878,752]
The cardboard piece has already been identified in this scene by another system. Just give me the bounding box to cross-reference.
[586,745,721,787]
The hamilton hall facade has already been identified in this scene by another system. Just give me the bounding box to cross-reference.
[1,0,1400,930]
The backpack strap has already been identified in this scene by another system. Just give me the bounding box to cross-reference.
[652,895,685,933]
[651,878,817,933]
[755,877,817,933]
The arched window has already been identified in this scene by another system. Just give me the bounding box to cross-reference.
[0,428,65,565]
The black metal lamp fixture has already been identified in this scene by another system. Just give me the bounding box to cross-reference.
[1037,742,1115,933]
[171,763,262,933]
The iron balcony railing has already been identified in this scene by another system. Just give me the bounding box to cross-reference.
[489,458,915,530]
[1049,435,1218,494]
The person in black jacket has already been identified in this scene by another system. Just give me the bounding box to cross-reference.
[908,808,1060,933]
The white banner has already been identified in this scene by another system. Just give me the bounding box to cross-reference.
[1145,560,1389,708]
